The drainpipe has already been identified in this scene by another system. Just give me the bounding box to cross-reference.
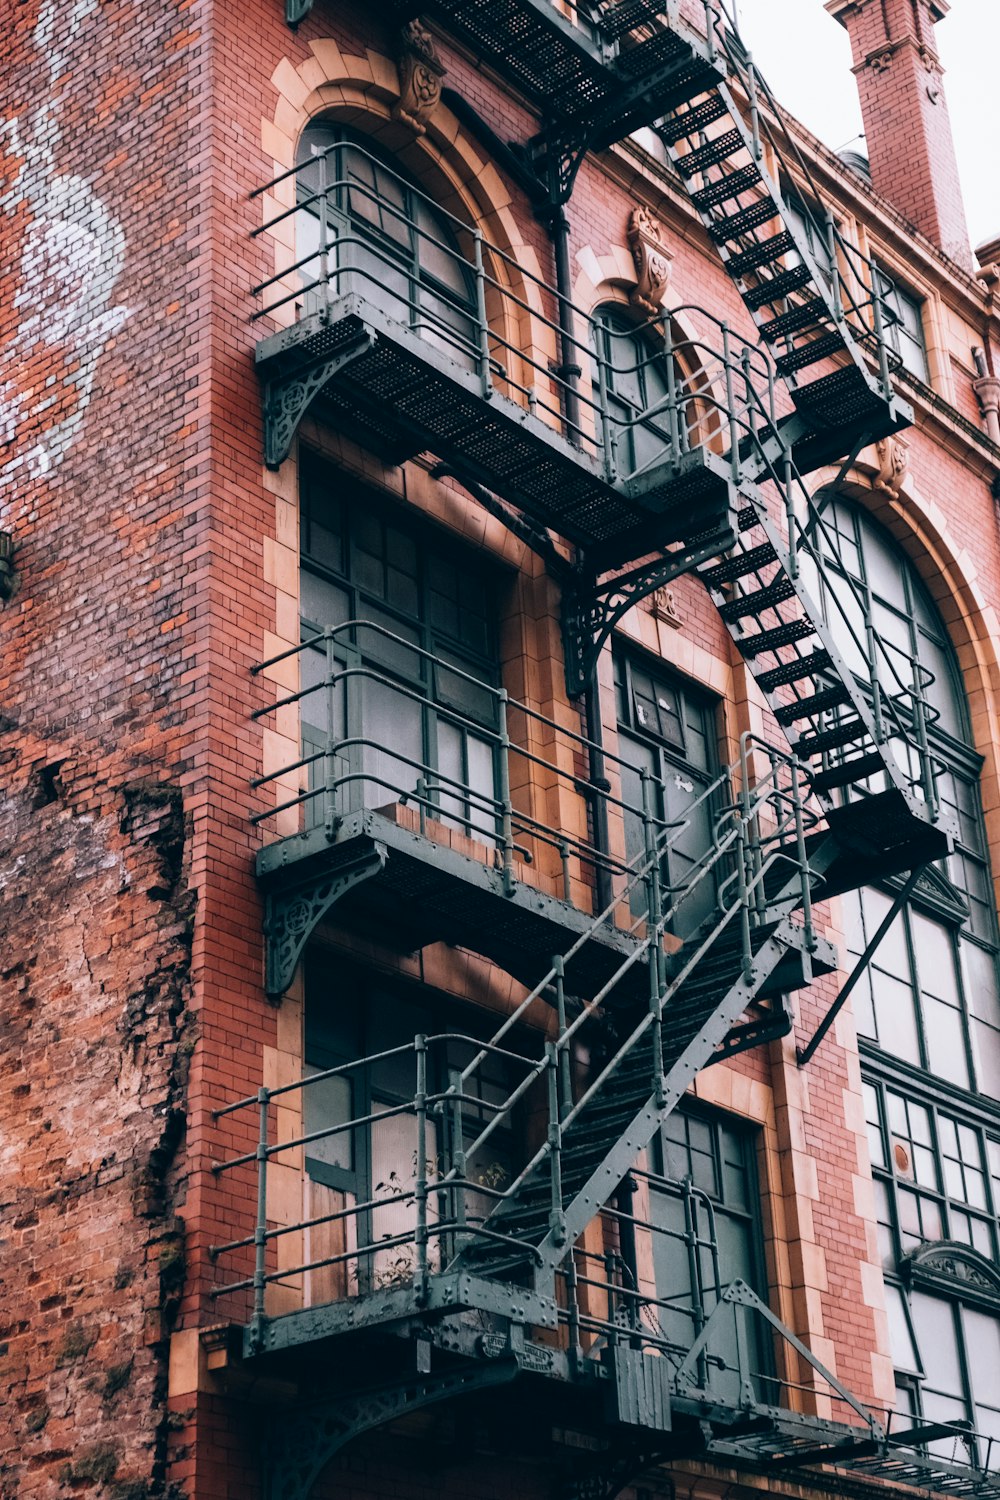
[550,205,583,446]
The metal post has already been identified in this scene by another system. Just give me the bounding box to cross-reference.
[664,317,681,456]
[450,1093,467,1243]
[316,149,330,304]
[566,1251,583,1366]
[550,207,582,444]
[594,325,617,483]
[473,230,493,400]
[324,632,338,840]
[826,210,844,324]
[496,689,515,896]
[703,0,718,61]
[553,956,572,1121]
[912,666,938,821]
[722,322,740,482]
[641,769,665,1091]
[414,1035,429,1302]
[746,53,762,161]
[741,347,756,445]
[784,453,798,581]
[871,269,893,398]
[559,839,572,902]
[790,757,815,953]
[584,687,614,914]
[251,1088,270,1341]
[546,1044,566,1246]
[683,1182,709,1388]
[866,615,885,746]
[735,817,753,982]
[415,774,428,836]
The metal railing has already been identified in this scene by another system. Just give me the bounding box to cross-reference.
[703,0,905,399]
[216,731,821,1322]
[251,138,785,487]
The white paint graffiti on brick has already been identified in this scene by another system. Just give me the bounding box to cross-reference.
[1,0,130,501]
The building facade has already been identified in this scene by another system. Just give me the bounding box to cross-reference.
[3,1,1000,1498]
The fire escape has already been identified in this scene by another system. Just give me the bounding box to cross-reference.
[212,4,998,1498]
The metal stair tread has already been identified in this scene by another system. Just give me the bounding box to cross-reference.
[810,752,887,792]
[758,650,833,691]
[657,93,728,145]
[744,264,814,309]
[677,128,745,177]
[774,684,852,725]
[737,617,818,657]
[690,164,763,211]
[707,198,781,243]
[701,542,778,587]
[719,575,797,621]
[758,298,832,344]
[775,332,845,375]
[726,229,797,276]
[794,717,870,756]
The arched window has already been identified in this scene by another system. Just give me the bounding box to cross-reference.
[592,306,689,480]
[295,121,477,366]
[813,498,1000,1091]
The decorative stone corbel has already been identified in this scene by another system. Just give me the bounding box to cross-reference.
[626,206,672,317]
[651,585,682,629]
[393,21,446,136]
[972,349,1000,446]
[872,434,909,501]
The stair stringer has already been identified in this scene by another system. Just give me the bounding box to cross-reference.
[528,914,807,1293]
[657,74,911,442]
[697,497,942,845]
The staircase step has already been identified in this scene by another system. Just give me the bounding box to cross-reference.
[759,299,831,344]
[599,0,666,37]
[744,264,814,309]
[701,542,778,587]
[708,198,780,242]
[739,617,817,657]
[658,94,728,145]
[677,128,745,178]
[795,717,870,756]
[775,332,844,376]
[793,364,882,424]
[691,165,762,211]
[726,230,796,276]
[719,576,797,621]
[757,650,833,691]
[774,684,852,725]
[810,752,886,792]
[737,503,764,532]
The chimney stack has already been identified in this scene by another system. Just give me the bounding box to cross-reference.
[825,0,971,270]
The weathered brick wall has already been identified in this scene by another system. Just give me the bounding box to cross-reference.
[0,0,210,1492]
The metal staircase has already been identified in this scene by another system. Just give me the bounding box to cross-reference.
[656,7,911,469]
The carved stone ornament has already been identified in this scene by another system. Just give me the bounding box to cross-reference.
[872,434,909,501]
[869,49,893,73]
[627,206,673,317]
[393,21,446,136]
[650,584,682,629]
[902,1241,1000,1306]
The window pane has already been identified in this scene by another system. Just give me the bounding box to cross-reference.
[303,1066,353,1173]
[911,1293,963,1397]
[886,1285,920,1373]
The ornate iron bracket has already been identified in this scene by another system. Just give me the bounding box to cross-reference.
[561,527,737,698]
[265,1361,519,1500]
[262,331,374,468]
[263,843,387,997]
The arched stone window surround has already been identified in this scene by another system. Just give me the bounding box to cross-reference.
[259,43,556,429]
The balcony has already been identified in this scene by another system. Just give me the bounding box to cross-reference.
[250,139,793,571]
[398,0,725,148]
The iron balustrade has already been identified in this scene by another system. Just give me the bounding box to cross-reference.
[251,138,784,486]
[216,732,821,1322]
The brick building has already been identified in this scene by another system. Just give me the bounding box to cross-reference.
[3,1,1000,1498]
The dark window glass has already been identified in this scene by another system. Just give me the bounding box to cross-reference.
[592,307,690,479]
[615,652,719,936]
[299,460,501,837]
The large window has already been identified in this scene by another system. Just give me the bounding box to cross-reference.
[300,459,502,835]
[649,1106,772,1401]
[592,307,686,479]
[614,653,720,936]
[878,269,930,383]
[295,121,477,366]
[303,964,519,1297]
[810,498,1000,1093]
[865,1078,1000,1456]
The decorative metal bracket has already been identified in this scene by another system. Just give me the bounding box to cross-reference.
[263,843,387,997]
[265,1361,519,1500]
[561,526,737,698]
[262,331,374,468]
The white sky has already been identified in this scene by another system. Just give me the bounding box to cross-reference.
[731,0,1000,259]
